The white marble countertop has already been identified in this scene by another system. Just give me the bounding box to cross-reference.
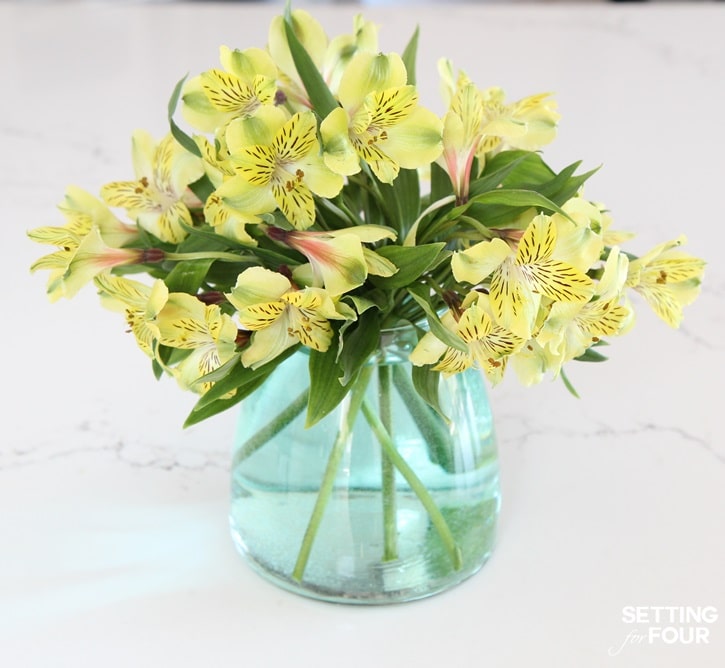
[2,2,724,667]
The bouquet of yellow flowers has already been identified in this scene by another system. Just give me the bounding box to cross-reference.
[28,5,705,603]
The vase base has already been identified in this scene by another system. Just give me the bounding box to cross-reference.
[232,529,495,605]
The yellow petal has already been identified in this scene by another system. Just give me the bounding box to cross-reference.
[489,259,540,340]
[220,45,278,83]
[451,237,511,285]
[274,112,318,163]
[101,180,157,212]
[320,107,360,176]
[524,259,593,303]
[338,51,407,110]
[409,331,448,367]
[378,106,443,170]
[242,320,297,369]
[271,179,315,230]
[516,214,556,264]
[238,301,286,330]
[226,266,291,309]
[363,249,398,277]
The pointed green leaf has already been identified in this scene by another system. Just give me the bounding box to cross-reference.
[338,309,381,385]
[574,347,609,363]
[467,153,533,198]
[184,347,299,427]
[307,333,354,427]
[283,7,338,118]
[378,170,422,234]
[192,346,298,410]
[406,284,468,353]
[164,258,214,294]
[430,161,454,204]
[560,367,580,399]
[188,174,216,204]
[401,25,420,87]
[168,74,202,158]
[371,242,446,289]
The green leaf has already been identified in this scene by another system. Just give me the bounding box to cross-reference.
[436,186,577,232]
[152,358,164,381]
[454,188,573,222]
[401,25,420,87]
[164,258,214,293]
[371,242,446,289]
[395,167,421,231]
[467,153,534,198]
[307,333,354,427]
[188,174,216,204]
[193,346,298,410]
[378,170,421,234]
[484,150,555,187]
[394,365,456,473]
[430,161,454,204]
[560,367,580,399]
[338,309,381,385]
[410,364,447,420]
[406,284,468,353]
[168,74,202,158]
[283,7,338,118]
[574,347,609,363]
[184,347,299,427]
[184,389,248,428]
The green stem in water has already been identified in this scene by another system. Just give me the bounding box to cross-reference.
[378,365,398,562]
[361,399,463,571]
[292,366,373,582]
[165,251,248,263]
[231,388,309,469]
[391,366,455,473]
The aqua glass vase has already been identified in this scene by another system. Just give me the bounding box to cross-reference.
[229,326,500,604]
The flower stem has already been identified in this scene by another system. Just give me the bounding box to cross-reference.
[361,399,463,571]
[165,251,249,263]
[231,388,309,468]
[378,365,398,562]
[292,366,373,583]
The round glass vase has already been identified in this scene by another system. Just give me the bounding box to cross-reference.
[229,326,500,604]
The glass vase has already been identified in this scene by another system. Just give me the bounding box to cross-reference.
[229,326,500,604]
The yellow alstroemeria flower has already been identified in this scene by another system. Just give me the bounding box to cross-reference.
[101,131,205,244]
[536,247,632,370]
[320,52,443,184]
[452,214,594,340]
[226,267,353,369]
[410,295,524,383]
[181,46,278,133]
[31,227,157,302]
[322,14,378,94]
[217,109,343,230]
[477,87,560,159]
[437,59,485,202]
[266,224,397,296]
[626,236,705,328]
[94,275,169,358]
[549,197,606,272]
[509,338,564,387]
[28,186,138,252]
[188,135,258,246]
[156,293,239,393]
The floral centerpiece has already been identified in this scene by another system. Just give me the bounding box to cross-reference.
[28,6,704,603]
